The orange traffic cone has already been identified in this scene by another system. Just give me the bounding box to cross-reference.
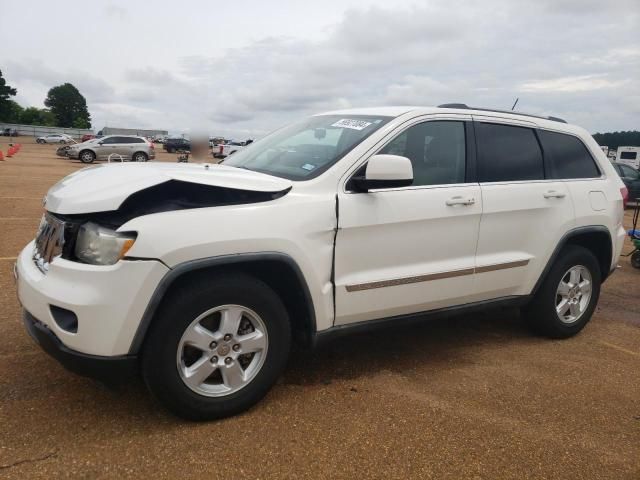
[0,150,4,161]
[6,147,14,158]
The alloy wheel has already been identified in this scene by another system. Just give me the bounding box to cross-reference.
[555,265,592,324]
[176,305,268,397]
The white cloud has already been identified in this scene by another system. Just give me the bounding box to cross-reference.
[520,75,628,93]
[0,0,638,135]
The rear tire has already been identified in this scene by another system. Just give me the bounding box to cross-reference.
[142,273,291,421]
[523,245,601,339]
[133,152,148,162]
[79,150,96,164]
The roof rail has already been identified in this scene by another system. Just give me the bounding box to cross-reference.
[437,103,567,124]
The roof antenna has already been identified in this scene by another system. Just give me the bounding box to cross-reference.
[511,98,519,111]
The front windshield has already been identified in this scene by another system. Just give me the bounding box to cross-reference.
[223,114,391,180]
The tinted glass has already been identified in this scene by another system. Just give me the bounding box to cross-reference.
[538,130,600,179]
[121,137,144,143]
[379,121,466,186]
[619,164,639,179]
[477,123,543,182]
[101,137,118,144]
[620,151,638,160]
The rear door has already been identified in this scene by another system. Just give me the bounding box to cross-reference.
[472,118,575,299]
[334,116,483,325]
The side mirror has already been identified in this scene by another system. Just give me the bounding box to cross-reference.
[352,154,413,192]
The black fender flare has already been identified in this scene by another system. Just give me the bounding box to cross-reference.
[531,225,613,296]
[128,252,316,354]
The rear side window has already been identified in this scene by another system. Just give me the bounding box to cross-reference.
[476,123,544,182]
[620,151,637,160]
[538,130,600,179]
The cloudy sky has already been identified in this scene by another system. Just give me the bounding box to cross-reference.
[1,0,638,137]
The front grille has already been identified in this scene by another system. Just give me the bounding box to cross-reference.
[33,213,66,273]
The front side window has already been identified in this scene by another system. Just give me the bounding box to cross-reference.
[476,123,544,182]
[538,130,600,179]
[223,115,391,180]
[378,121,466,186]
[101,137,118,145]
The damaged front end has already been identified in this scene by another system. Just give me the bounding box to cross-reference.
[38,163,292,266]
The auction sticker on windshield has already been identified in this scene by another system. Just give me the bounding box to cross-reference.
[331,119,373,131]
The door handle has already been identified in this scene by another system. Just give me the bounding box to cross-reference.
[543,190,566,199]
[446,196,475,206]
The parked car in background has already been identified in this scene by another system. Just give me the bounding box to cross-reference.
[2,127,19,137]
[66,135,155,163]
[163,137,191,153]
[81,134,96,143]
[616,146,640,169]
[613,162,640,204]
[212,139,252,159]
[36,133,73,144]
[16,105,626,421]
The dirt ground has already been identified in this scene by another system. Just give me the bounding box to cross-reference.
[0,138,639,479]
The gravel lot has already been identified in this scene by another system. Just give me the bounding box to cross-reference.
[1,138,639,479]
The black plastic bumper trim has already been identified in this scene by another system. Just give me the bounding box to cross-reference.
[23,310,138,382]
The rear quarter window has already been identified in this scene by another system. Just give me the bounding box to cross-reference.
[538,130,600,179]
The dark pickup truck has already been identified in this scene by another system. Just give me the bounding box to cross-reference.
[163,138,190,153]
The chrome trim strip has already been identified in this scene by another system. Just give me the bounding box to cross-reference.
[345,260,530,292]
[346,268,474,292]
[475,259,530,273]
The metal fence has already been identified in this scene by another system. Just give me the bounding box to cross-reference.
[0,123,94,140]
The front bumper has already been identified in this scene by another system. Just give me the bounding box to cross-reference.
[23,310,137,381]
[16,240,169,356]
[66,150,80,159]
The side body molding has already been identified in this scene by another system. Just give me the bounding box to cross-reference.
[128,252,316,354]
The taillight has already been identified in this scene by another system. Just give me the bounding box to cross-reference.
[149,142,154,150]
[219,145,224,154]
[621,186,628,208]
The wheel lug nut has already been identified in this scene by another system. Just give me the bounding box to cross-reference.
[224,334,232,341]
[225,357,232,364]
[233,344,240,352]
[210,341,217,349]
[210,356,218,363]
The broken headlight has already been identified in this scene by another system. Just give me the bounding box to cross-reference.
[74,222,136,265]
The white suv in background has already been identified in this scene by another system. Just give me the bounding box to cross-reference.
[15,105,627,420]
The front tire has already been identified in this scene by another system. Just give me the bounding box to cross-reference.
[523,245,601,339]
[631,250,640,269]
[79,150,96,164]
[142,273,291,421]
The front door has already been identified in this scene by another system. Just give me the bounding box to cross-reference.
[334,118,482,325]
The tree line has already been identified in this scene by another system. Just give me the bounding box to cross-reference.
[592,131,640,150]
[0,69,91,128]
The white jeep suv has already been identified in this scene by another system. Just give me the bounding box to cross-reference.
[15,105,627,420]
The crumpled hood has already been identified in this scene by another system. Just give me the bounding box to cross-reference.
[45,162,292,214]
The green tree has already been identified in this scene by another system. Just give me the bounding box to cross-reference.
[2,100,24,123]
[44,83,91,128]
[19,107,56,126]
[0,69,18,122]
[593,131,640,150]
